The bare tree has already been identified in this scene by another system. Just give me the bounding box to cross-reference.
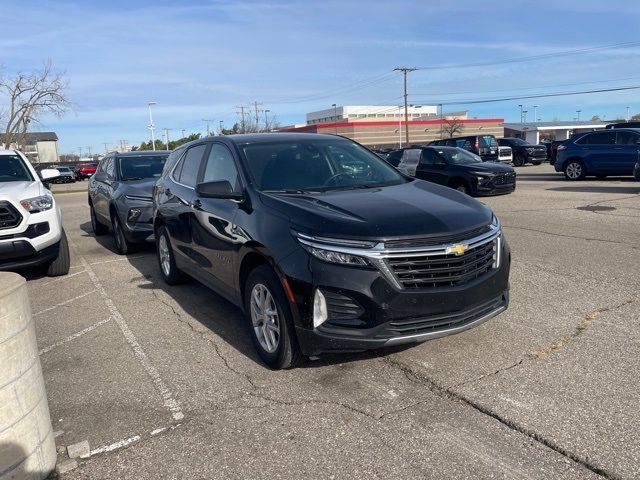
[0,60,71,149]
[442,118,463,138]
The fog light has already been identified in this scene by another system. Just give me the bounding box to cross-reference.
[313,289,328,329]
[128,208,143,223]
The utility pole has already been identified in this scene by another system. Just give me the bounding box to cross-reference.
[86,146,92,159]
[253,101,263,127]
[332,103,338,134]
[103,143,109,154]
[518,104,523,123]
[163,128,172,149]
[576,110,581,121]
[219,120,224,134]
[523,110,528,123]
[626,106,630,121]
[148,101,157,151]
[236,106,248,133]
[181,129,185,138]
[78,147,83,159]
[439,103,443,139]
[263,110,270,132]
[394,67,417,146]
[202,119,213,137]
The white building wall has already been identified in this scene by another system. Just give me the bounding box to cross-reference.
[306,105,438,124]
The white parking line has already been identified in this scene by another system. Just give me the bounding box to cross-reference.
[39,317,113,355]
[67,237,184,422]
[33,289,97,316]
[85,435,141,457]
[37,269,87,287]
[88,256,147,267]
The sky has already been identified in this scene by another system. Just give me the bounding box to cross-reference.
[2,0,640,154]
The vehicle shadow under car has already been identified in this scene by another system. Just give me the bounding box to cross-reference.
[79,221,414,370]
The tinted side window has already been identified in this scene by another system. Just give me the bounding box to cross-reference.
[104,157,114,177]
[616,131,640,145]
[419,149,440,166]
[202,144,239,190]
[578,132,616,145]
[178,144,207,187]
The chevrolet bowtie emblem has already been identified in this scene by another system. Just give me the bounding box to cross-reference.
[446,243,469,256]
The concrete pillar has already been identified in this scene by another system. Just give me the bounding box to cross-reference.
[0,273,56,480]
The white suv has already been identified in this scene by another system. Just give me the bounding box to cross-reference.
[0,149,70,276]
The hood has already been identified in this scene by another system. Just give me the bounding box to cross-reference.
[119,178,156,197]
[0,181,44,201]
[455,162,514,174]
[260,180,493,241]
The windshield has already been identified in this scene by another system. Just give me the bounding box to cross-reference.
[241,138,407,192]
[118,155,168,181]
[438,148,483,165]
[0,155,33,182]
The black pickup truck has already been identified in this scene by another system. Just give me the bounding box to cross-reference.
[497,138,547,167]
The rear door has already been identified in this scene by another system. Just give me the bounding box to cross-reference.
[415,149,449,185]
[190,142,243,297]
[94,156,114,222]
[614,131,640,174]
[479,135,499,161]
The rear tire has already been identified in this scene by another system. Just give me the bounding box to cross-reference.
[532,161,542,166]
[111,212,137,255]
[90,203,108,236]
[244,265,303,369]
[156,226,186,285]
[564,159,585,181]
[46,229,70,277]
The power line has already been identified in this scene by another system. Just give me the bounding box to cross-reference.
[414,41,640,71]
[412,84,640,107]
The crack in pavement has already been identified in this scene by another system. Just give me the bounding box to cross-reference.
[244,391,377,419]
[379,356,616,479]
[502,224,640,250]
[446,359,525,392]
[531,293,640,360]
[150,288,258,390]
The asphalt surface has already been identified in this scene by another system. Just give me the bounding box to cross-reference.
[22,164,640,479]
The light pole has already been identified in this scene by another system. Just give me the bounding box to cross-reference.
[147,102,157,151]
[78,147,83,160]
[398,105,402,148]
[518,104,523,123]
[533,105,539,123]
[439,103,443,139]
[626,106,631,121]
[202,119,213,136]
[181,129,185,139]
[264,109,271,131]
[332,104,338,134]
[576,110,581,121]
[219,120,224,135]
[163,128,171,150]
[523,110,528,123]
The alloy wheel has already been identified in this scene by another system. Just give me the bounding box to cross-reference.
[158,234,171,277]
[566,162,582,180]
[250,284,280,353]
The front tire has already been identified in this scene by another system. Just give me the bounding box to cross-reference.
[532,161,542,166]
[513,154,525,167]
[156,226,186,285]
[564,160,585,181]
[244,266,302,369]
[46,229,70,277]
[90,203,108,236]
[111,212,137,255]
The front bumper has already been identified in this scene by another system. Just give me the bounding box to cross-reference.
[0,240,60,270]
[286,229,511,356]
[118,203,154,242]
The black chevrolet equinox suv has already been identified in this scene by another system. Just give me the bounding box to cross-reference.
[153,133,511,369]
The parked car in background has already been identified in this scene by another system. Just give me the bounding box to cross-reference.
[397,146,515,196]
[75,162,97,180]
[384,148,404,167]
[555,128,640,180]
[0,150,70,276]
[88,150,170,254]
[51,166,76,183]
[153,133,510,369]
[497,138,547,166]
[430,135,500,162]
[606,121,640,129]
[498,145,513,164]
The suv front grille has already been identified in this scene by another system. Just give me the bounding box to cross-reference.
[494,172,516,185]
[0,201,22,230]
[386,238,497,289]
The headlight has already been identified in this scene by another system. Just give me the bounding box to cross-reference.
[491,214,501,230]
[303,245,369,266]
[125,194,153,202]
[20,195,54,213]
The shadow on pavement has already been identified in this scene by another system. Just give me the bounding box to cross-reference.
[78,221,416,369]
[548,185,640,194]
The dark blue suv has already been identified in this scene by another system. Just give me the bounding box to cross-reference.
[555,128,640,180]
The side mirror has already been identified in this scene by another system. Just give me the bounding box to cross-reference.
[196,180,243,200]
[40,168,60,180]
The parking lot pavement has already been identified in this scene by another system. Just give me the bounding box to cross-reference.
[24,164,638,478]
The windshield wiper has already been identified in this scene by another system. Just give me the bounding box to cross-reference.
[263,188,313,194]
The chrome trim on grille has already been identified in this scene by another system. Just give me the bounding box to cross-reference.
[296,221,502,290]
